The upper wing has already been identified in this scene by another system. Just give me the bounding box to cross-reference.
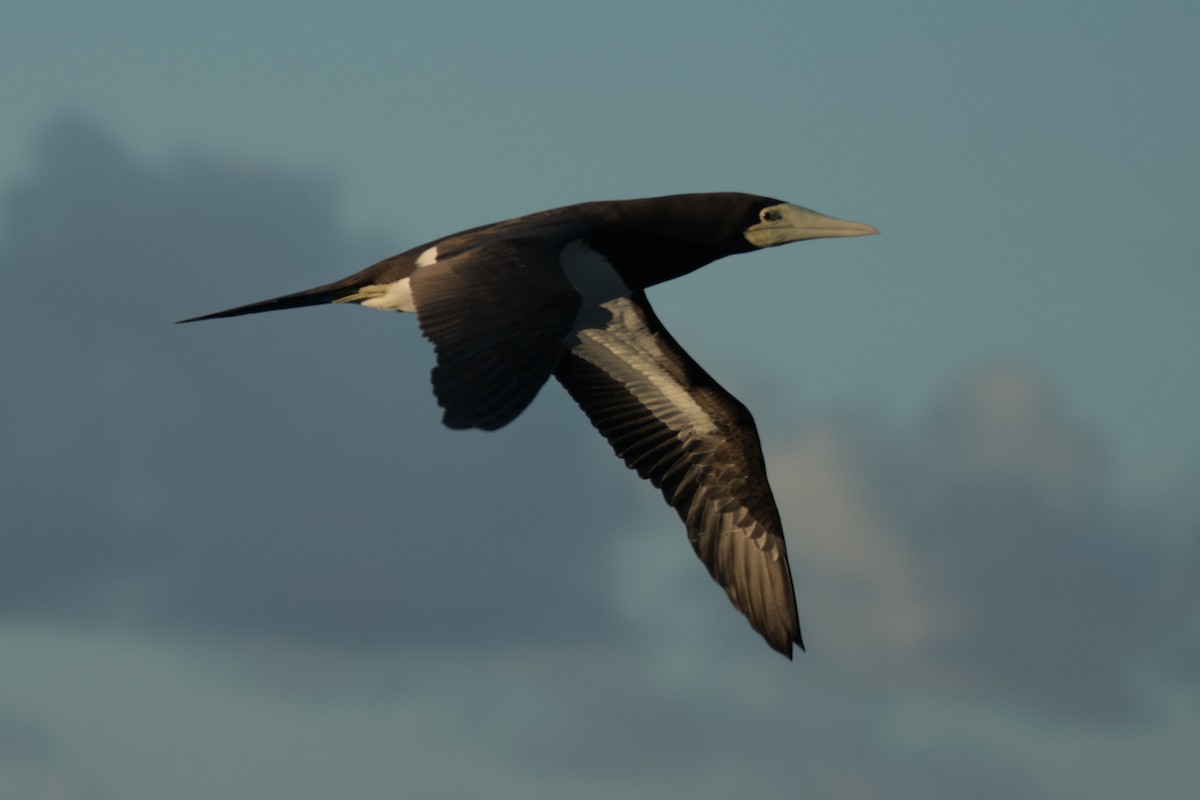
[411,237,582,430]
[554,292,803,656]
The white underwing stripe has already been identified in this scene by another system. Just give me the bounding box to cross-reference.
[571,297,718,436]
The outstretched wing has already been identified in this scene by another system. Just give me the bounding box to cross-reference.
[554,292,803,656]
[410,237,582,430]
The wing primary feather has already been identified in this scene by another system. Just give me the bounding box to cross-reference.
[555,292,803,656]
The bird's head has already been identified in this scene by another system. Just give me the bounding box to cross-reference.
[741,196,879,249]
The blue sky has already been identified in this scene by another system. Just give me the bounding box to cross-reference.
[3,1,1198,797]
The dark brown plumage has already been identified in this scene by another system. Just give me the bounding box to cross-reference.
[180,193,878,657]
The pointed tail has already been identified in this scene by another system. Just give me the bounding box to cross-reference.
[176,275,367,323]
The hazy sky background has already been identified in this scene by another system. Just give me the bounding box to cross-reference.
[3,1,1198,798]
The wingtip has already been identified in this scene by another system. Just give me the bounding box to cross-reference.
[767,624,804,659]
[775,636,804,660]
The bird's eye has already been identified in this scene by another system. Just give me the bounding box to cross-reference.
[760,208,782,222]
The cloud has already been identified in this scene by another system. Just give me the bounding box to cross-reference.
[1,622,1043,800]
[0,117,632,648]
[772,363,1187,717]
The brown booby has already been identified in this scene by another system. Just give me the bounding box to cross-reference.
[180,192,878,657]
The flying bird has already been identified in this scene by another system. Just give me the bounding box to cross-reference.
[180,192,877,657]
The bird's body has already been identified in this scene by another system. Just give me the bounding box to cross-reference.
[181,192,877,657]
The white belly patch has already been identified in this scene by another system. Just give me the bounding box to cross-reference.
[570,296,717,436]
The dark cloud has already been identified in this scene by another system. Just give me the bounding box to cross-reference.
[0,117,632,647]
[775,364,1192,718]
[1167,504,1200,678]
